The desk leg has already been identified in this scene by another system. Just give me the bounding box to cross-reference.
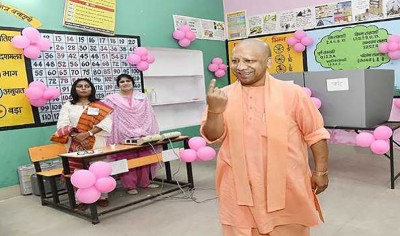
[165,162,172,181]
[62,156,76,209]
[390,136,395,189]
[89,203,99,224]
[186,162,194,189]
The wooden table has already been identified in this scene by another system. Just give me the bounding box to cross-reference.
[58,136,193,224]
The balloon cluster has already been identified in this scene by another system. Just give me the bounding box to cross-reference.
[127,47,155,72]
[25,81,60,107]
[208,57,228,78]
[179,137,216,162]
[355,126,393,155]
[71,161,116,204]
[377,35,400,60]
[172,25,196,48]
[286,30,314,52]
[303,87,322,109]
[11,27,51,59]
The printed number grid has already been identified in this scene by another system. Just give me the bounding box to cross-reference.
[30,34,142,123]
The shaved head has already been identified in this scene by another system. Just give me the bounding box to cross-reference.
[234,39,271,58]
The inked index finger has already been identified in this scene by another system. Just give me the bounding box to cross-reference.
[208,79,216,94]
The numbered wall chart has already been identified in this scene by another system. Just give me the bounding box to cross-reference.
[29,32,142,124]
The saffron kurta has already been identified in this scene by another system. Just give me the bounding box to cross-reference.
[200,76,330,234]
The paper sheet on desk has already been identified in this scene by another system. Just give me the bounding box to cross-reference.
[60,149,103,158]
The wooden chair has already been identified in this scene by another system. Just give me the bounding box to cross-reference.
[28,143,67,205]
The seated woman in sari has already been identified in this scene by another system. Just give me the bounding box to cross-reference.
[104,74,160,195]
[52,78,113,207]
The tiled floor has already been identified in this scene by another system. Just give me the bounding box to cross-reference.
[1,144,400,236]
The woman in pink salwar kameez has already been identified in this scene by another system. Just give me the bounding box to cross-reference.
[104,74,160,195]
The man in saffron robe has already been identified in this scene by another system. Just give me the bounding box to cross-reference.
[201,39,330,236]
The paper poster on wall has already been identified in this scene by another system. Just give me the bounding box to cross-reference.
[386,0,400,17]
[335,1,353,24]
[63,0,116,35]
[227,33,304,84]
[294,7,316,29]
[226,10,247,40]
[315,4,335,27]
[200,19,225,41]
[173,15,203,39]
[248,12,278,36]
[277,10,296,32]
[306,20,400,96]
[353,0,385,22]
[0,30,35,128]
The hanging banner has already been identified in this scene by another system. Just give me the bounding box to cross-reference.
[63,0,116,35]
[0,3,42,28]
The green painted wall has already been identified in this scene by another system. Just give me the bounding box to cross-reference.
[0,0,227,188]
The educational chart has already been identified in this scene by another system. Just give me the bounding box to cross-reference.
[0,27,142,130]
[0,30,35,128]
[227,33,304,84]
[306,19,400,96]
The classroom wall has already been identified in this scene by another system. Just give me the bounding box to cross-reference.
[223,0,338,15]
[0,0,226,188]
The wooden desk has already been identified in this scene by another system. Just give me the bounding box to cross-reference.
[58,136,193,224]
[326,121,400,189]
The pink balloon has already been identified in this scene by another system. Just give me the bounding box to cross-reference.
[11,35,30,49]
[395,99,400,109]
[36,38,51,51]
[388,51,400,60]
[208,63,219,72]
[76,186,101,204]
[30,98,48,107]
[185,31,196,41]
[43,87,60,99]
[136,61,149,71]
[88,161,112,178]
[214,69,226,78]
[387,42,398,51]
[370,140,390,155]
[25,87,44,100]
[179,25,191,32]
[22,27,41,43]
[378,43,389,54]
[141,55,148,61]
[302,87,312,97]
[301,37,313,46]
[178,38,191,47]
[71,170,97,189]
[173,30,185,40]
[311,97,321,109]
[294,30,306,40]
[134,47,148,56]
[95,177,116,193]
[23,45,41,59]
[146,54,155,63]
[29,81,46,91]
[387,35,400,43]
[188,137,207,150]
[179,149,197,162]
[196,146,216,161]
[127,54,141,65]
[218,64,227,70]
[286,36,299,46]
[355,132,375,147]
[293,43,306,52]
[211,57,223,65]
[373,126,393,140]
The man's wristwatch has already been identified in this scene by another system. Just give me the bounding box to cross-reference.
[88,130,94,137]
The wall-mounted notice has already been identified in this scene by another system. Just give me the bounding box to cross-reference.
[226,10,247,40]
[0,30,35,128]
[63,0,116,35]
